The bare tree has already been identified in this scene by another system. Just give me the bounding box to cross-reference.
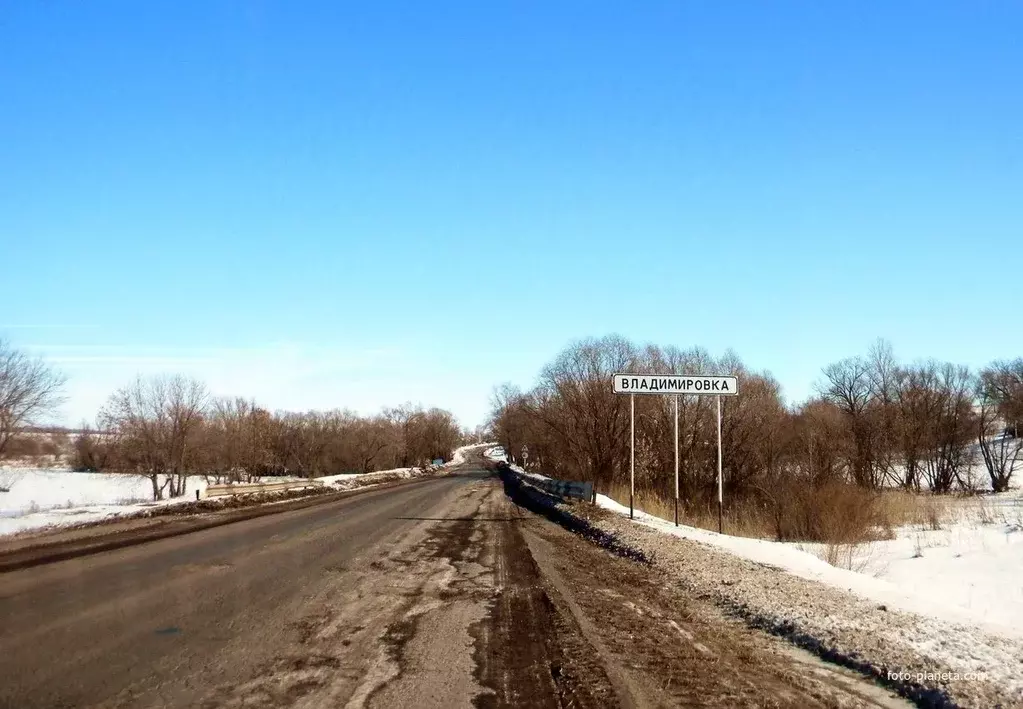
[984,359,1023,437]
[977,365,1023,492]
[0,339,66,458]
[792,399,846,485]
[866,339,901,486]
[819,356,877,487]
[918,363,975,493]
[892,365,939,491]
[535,335,636,488]
[71,423,118,472]
[99,375,209,500]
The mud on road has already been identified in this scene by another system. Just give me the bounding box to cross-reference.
[189,480,616,709]
[1,472,913,709]
[192,478,909,709]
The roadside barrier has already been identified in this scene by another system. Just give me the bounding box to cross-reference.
[205,479,325,498]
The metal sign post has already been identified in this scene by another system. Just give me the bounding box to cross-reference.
[630,393,635,519]
[673,393,679,526]
[612,374,738,531]
[717,394,723,534]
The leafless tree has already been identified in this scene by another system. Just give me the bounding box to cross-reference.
[0,339,66,458]
[819,356,878,487]
[99,375,209,500]
[917,363,975,493]
[204,398,273,482]
[892,365,939,491]
[71,423,119,472]
[983,359,1023,437]
[866,339,901,485]
[791,399,846,485]
[534,335,636,488]
[977,365,1023,492]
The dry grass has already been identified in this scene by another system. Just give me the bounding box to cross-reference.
[819,541,885,573]
[605,483,777,539]
[604,480,956,546]
[876,490,950,531]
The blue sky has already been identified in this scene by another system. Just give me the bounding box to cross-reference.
[2,2,1021,427]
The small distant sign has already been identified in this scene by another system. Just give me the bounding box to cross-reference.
[432,458,444,465]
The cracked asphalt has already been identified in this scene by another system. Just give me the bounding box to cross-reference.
[0,461,912,708]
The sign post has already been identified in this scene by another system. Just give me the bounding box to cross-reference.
[673,393,679,526]
[717,394,724,534]
[612,374,738,531]
[630,393,635,519]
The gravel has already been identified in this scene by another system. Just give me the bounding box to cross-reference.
[565,502,1023,709]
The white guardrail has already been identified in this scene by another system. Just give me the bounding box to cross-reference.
[205,479,325,498]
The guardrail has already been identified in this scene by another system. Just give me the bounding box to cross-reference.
[205,479,325,498]
[529,477,594,502]
[498,463,593,502]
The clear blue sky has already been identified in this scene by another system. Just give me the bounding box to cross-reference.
[2,2,1021,428]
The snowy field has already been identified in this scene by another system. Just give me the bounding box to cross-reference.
[795,489,1023,632]
[0,469,211,536]
[0,443,488,537]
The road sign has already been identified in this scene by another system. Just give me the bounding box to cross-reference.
[612,374,738,396]
[612,372,739,531]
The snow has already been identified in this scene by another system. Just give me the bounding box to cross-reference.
[795,487,1023,632]
[0,497,202,536]
[314,467,417,486]
[484,446,507,462]
[0,468,208,514]
[0,469,213,536]
[0,467,298,537]
[595,493,1023,640]
[446,442,498,465]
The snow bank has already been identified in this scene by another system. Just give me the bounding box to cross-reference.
[596,494,1023,639]
[314,467,417,486]
[484,446,507,462]
[446,442,499,465]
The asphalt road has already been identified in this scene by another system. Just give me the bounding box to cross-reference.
[0,469,499,709]
[0,461,913,709]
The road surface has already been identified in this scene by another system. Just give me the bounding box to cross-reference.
[0,461,910,708]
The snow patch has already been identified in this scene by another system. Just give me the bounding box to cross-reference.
[596,494,1023,639]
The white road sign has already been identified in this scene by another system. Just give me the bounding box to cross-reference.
[612,374,738,396]
[612,371,738,530]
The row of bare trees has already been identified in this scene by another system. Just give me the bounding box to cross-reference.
[73,375,462,500]
[489,336,1023,506]
[489,335,790,504]
[818,342,1022,492]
